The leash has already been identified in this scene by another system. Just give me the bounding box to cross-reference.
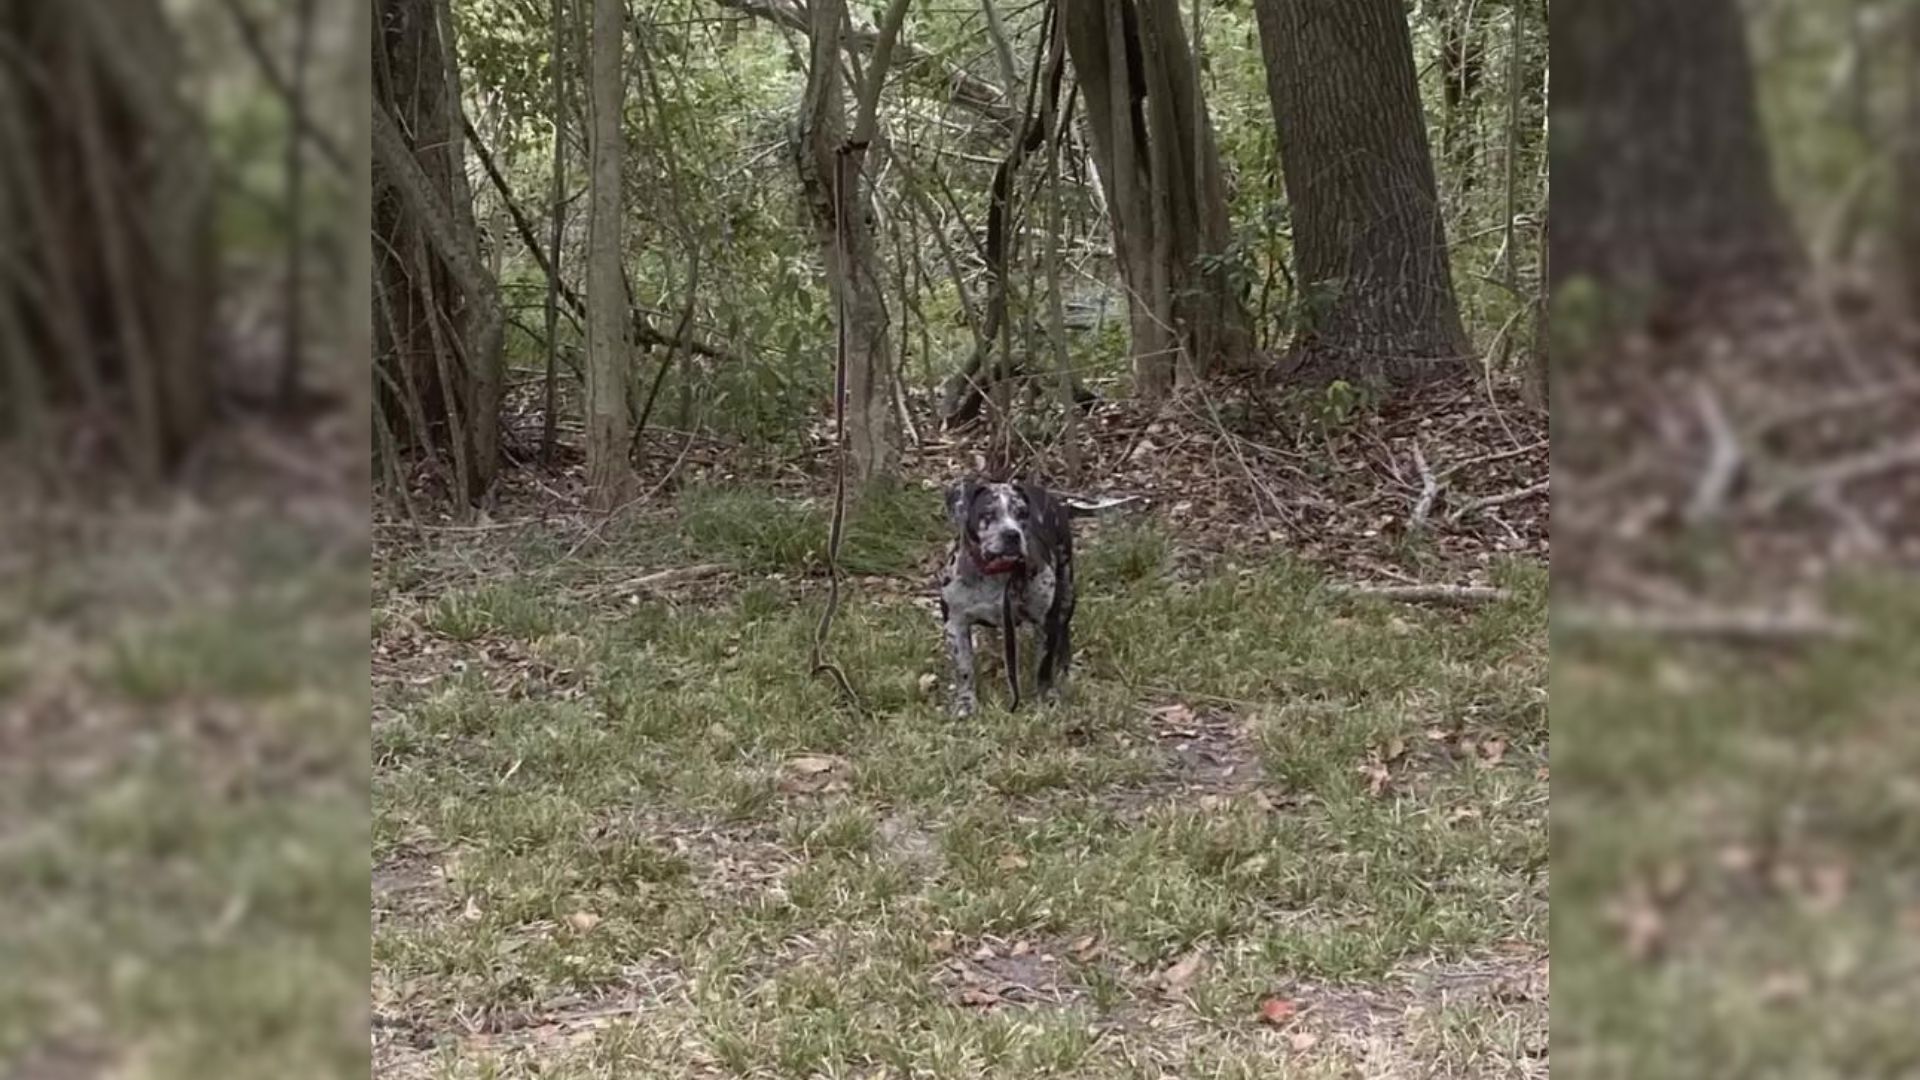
[810,138,862,715]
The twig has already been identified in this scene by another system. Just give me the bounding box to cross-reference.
[1558,605,1862,643]
[1760,440,1920,511]
[1685,384,1743,524]
[1432,440,1548,482]
[1410,441,1440,530]
[1329,583,1511,606]
[1448,480,1549,524]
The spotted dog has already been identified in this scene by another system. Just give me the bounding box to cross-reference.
[938,479,1076,716]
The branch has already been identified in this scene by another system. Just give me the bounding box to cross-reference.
[215,0,350,173]
[1558,605,1862,644]
[714,0,1014,130]
[1447,479,1549,524]
[1410,441,1440,529]
[1330,584,1512,606]
[1685,384,1742,524]
[460,116,743,366]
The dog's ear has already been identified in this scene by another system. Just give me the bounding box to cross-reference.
[945,479,977,528]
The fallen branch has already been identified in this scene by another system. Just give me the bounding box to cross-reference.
[1759,440,1920,511]
[1448,480,1549,524]
[1685,384,1742,524]
[1409,441,1440,530]
[1059,492,1145,517]
[621,563,727,592]
[1329,584,1511,606]
[1557,605,1862,643]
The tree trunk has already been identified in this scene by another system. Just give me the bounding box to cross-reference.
[1,0,214,475]
[584,0,632,508]
[373,0,504,502]
[1551,0,1797,304]
[1060,0,1250,399]
[1253,0,1470,387]
[799,0,901,485]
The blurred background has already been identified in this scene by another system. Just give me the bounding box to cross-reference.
[1,1,367,1077]
[1553,0,1920,1075]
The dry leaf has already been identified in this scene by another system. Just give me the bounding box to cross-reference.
[1382,736,1407,762]
[1478,738,1507,766]
[461,895,482,922]
[957,987,1001,1007]
[930,930,957,956]
[1159,950,1207,992]
[995,852,1031,871]
[1011,940,1032,957]
[917,672,939,696]
[566,911,602,933]
[1257,997,1297,1026]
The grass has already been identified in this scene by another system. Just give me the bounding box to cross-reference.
[373,494,1548,1077]
[1553,580,1920,1079]
[0,509,367,1079]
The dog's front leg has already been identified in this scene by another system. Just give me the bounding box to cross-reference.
[1002,574,1022,710]
[945,615,978,717]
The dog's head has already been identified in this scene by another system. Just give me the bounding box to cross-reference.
[945,479,1034,575]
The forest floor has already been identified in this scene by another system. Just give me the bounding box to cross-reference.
[0,418,368,1080]
[372,378,1551,1078]
[1551,278,1920,1076]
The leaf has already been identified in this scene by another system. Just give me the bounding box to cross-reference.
[461,895,482,922]
[1159,950,1207,992]
[1289,1031,1320,1052]
[957,987,1001,1007]
[566,910,602,933]
[995,852,1030,871]
[917,672,939,696]
[1257,997,1297,1025]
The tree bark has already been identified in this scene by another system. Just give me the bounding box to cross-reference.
[1551,0,1797,303]
[1,0,214,475]
[1060,0,1251,398]
[585,0,633,508]
[798,0,904,485]
[373,0,504,502]
[1253,0,1470,387]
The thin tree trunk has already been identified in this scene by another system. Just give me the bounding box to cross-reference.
[1253,0,1471,387]
[1060,0,1249,399]
[798,0,906,485]
[585,0,633,507]
[281,0,315,406]
[544,0,567,466]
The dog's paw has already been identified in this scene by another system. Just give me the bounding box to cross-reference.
[949,696,977,718]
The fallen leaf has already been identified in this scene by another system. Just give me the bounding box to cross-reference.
[917,672,939,696]
[1256,997,1297,1025]
[995,852,1030,871]
[1069,935,1100,960]
[1362,762,1391,797]
[1382,736,1407,762]
[1289,1031,1320,1052]
[1478,738,1507,766]
[1010,940,1031,957]
[566,911,602,933]
[1159,950,1207,992]
[1150,703,1197,727]
[461,895,482,922]
[957,987,1001,1007]
[930,930,957,955]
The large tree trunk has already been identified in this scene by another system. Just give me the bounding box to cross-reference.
[373,0,503,503]
[799,0,900,485]
[0,0,214,475]
[1060,0,1250,399]
[1551,0,1797,303]
[583,0,632,508]
[1253,0,1470,387]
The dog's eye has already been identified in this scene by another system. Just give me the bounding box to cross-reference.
[1014,505,1029,519]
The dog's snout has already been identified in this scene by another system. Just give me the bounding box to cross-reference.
[998,528,1023,548]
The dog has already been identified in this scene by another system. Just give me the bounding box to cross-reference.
[938,478,1076,716]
